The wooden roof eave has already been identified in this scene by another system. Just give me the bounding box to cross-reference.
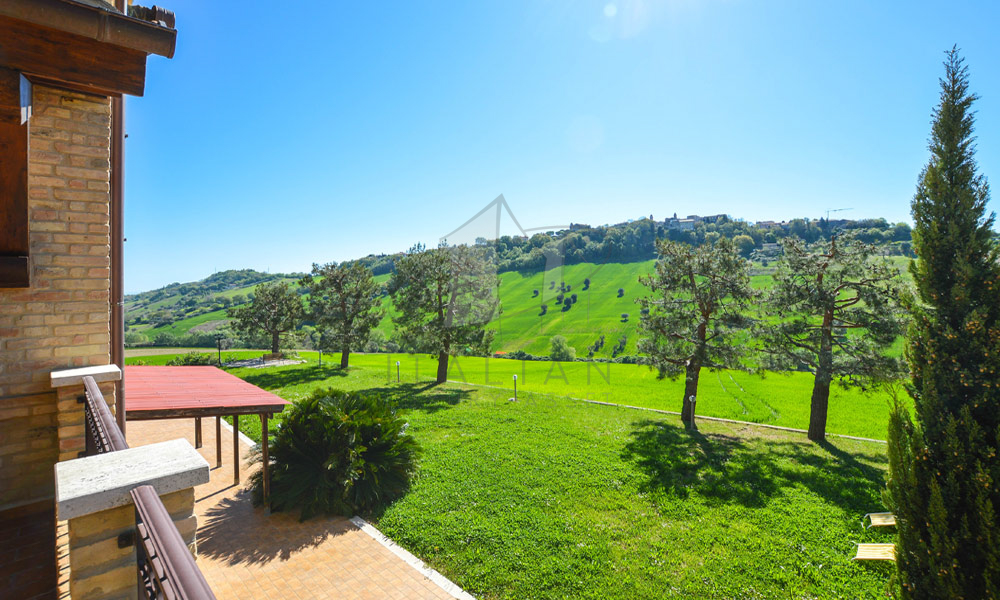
[0,0,176,59]
[0,0,177,98]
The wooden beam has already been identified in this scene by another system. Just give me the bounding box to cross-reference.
[127,404,288,420]
[0,15,148,97]
[215,416,222,469]
[261,413,270,507]
[233,415,240,485]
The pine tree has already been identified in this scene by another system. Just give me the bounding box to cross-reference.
[637,237,757,427]
[762,234,907,442]
[887,48,1000,599]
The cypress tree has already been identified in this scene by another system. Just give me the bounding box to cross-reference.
[887,48,1000,599]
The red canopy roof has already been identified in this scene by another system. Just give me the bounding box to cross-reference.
[125,366,289,418]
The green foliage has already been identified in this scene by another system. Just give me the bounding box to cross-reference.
[389,245,500,382]
[638,237,757,424]
[250,388,419,519]
[733,234,756,258]
[227,280,304,354]
[762,234,907,441]
[887,49,1000,599]
[206,358,894,598]
[165,352,217,366]
[302,262,385,367]
[549,335,576,361]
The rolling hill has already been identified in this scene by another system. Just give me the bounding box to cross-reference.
[125,253,910,359]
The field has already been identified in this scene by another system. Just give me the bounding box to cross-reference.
[127,352,895,599]
[129,351,897,441]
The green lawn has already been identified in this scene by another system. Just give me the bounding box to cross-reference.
[128,351,898,441]
[126,355,895,599]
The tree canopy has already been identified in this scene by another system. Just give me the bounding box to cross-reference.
[389,245,500,383]
[302,262,385,368]
[226,280,303,355]
[761,234,907,441]
[638,237,757,427]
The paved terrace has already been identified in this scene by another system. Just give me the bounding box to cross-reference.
[126,418,465,600]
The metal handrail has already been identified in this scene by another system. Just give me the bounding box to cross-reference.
[82,375,128,454]
[79,376,216,599]
[132,485,216,600]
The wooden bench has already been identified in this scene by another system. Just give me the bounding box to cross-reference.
[854,543,896,561]
[864,512,897,528]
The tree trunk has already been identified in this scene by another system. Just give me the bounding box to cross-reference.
[436,351,448,384]
[809,310,835,442]
[340,346,350,368]
[681,360,701,428]
[808,369,831,442]
[271,331,280,355]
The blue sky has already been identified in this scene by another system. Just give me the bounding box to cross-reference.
[124,0,1000,293]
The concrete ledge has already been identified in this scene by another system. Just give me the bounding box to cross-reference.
[55,439,209,520]
[51,364,122,388]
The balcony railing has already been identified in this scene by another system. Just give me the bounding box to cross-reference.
[81,376,217,600]
[83,375,128,455]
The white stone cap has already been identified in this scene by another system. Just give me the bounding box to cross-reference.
[50,364,122,388]
[55,439,210,520]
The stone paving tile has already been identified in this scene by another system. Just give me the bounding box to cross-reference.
[126,417,461,600]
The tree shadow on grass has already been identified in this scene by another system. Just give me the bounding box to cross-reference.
[358,382,474,414]
[622,419,886,514]
[237,364,349,390]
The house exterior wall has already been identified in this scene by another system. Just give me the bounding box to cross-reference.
[0,85,113,510]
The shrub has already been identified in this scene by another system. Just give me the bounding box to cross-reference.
[539,304,548,316]
[550,335,576,361]
[620,312,629,322]
[612,334,628,357]
[583,278,591,289]
[165,352,217,366]
[617,288,625,298]
[532,289,539,297]
[506,350,545,361]
[250,389,419,519]
[561,301,571,312]
[570,293,578,303]
[587,334,606,358]
[555,293,564,304]
[124,331,149,347]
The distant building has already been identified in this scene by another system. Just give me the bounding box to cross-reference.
[664,214,696,231]
[701,214,729,224]
[755,220,783,229]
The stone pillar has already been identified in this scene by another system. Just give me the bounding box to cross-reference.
[55,439,209,599]
[50,365,121,462]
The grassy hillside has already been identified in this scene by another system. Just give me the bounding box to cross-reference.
[487,261,655,356]
[128,256,913,359]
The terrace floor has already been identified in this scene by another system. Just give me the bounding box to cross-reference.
[0,500,58,600]
[126,418,464,600]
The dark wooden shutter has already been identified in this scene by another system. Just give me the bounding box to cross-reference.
[0,67,30,288]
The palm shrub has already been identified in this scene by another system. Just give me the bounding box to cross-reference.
[250,389,420,519]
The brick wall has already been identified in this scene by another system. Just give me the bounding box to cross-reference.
[0,85,113,510]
